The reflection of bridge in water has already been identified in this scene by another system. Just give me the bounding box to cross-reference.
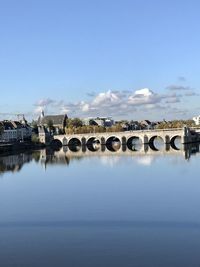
[0,143,199,176]
[58,143,200,161]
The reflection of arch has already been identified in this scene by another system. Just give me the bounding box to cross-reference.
[170,135,181,150]
[68,138,81,146]
[82,145,87,152]
[127,136,142,151]
[51,139,62,148]
[122,144,127,152]
[63,146,68,153]
[106,136,121,152]
[63,137,68,146]
[101,144,106,152]
[86,137,100,152]
[144,144,149,153]
[149,136,164,151]
[68,138,81,152]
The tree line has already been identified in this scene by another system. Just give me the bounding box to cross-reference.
[156,120,195,129]
[65,118,124,134]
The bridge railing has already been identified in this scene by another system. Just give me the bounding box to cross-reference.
[56,128,185,137]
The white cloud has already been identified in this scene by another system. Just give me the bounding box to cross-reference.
[92,90,120,106]
[33,86,198,120]
[128,88,163,106]
[81,103,90,112]
[135,88,153,96]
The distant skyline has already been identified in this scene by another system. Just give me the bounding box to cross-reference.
[1,0,200,121]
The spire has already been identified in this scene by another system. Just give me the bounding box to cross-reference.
[41,110,45,118]
[22,115,27,125]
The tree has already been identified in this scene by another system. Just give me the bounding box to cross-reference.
[156,119,196,129]
[31,134,39,144]
[67,118,83,128]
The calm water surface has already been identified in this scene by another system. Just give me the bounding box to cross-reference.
[0,143,200,267]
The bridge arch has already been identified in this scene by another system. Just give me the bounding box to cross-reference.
[170,135,182,150]
[86,137,101,151]
[50,139,62,148]
[106,136,121,152]
[86,136,101,144]
[127,136,143,151]
[68,137,82,152]
[149,135,165,151]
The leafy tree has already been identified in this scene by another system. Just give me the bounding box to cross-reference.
[65,118,127,134]
[156,120,196,129]
[67,118,83,128]
[31,134,39,144]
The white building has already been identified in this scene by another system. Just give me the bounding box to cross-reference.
[193,116,200,126]
[83,117,115,127]
[0,121,17,142]
[0,118,32,143]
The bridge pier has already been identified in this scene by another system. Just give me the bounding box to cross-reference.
[121,136,127,145]
[81,137,87,146]
[143,135,148,144]
[165,135,170,144]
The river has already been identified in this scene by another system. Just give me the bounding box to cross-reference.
[0,142,200,267]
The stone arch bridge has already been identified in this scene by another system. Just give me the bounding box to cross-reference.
[53,127,196,148]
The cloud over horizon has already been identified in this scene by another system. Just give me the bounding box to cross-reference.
[33,86,197,120]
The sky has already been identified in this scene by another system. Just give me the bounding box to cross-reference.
[0,0,200,121]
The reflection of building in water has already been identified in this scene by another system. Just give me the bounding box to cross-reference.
[184,143,200,160]
[39,149,70,169]
[0,149,70,175]
[0,153,33,174]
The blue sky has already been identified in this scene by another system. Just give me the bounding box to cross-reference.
[0,0,200,121]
